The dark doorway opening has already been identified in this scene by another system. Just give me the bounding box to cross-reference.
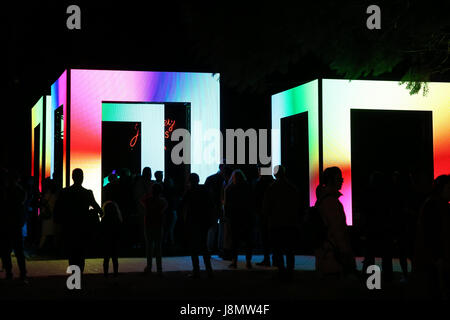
[54,106,64,189]
[164,103,191,194]
[33,125,40,192]
[351,109,433,225]
[281,112,310,211]
[102,121,142,182]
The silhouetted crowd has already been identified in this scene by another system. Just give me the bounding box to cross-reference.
[0,165,449,299]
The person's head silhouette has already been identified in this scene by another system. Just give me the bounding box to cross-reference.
[72,168,84,186]
[432,174,450,201]
[219,162,226,175]
[231,169,247,185]
[188,173,200,189]
[142,167,152,181]
[321,166,343,191]
[155,171,163,183]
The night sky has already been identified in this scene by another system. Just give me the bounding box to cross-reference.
[1,1,448,176]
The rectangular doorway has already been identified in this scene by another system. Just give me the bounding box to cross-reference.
[101,121,142,181]
[54,106,64,189]
[280,111,310,210]
[164,103,191,194]
[351,109,433,225]
[33,125,41,191]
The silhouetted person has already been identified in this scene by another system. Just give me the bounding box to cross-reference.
[204,164,226,254]
[133,167,154,249]
[117,168,134,216]
[102,172,120,203]
[182,173,215,278]
[315,167,356,277]
[141,183,167,275]
[220,165,234,260]
[154,171,164,185]
[24,176,40,249]
[100,201,122,277]
[254,166,274,267]
[163,176,178,247]
[389,171,411,281]
[413,174,450,300]
[262,166,299,280]
[0,169,28,281]
[54,168,102,273]
[224,169,255,269]
[361,171,394,281]
[116,168,135,248]
[39,178,58,252]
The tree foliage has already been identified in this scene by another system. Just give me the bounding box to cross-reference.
[181,1,449,95]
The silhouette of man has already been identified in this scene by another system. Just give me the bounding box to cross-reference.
[0,169,28,281]
[204,164,226,253]
[54,168,102,273]
[263,165,300,280]
[182,173,215,278]
[134,167,154,251]
[254,166,274,267]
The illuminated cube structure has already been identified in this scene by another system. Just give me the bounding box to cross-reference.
[31,69,221,203]
[272,79,450,225]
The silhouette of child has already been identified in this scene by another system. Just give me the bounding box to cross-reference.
[100,201,122,277]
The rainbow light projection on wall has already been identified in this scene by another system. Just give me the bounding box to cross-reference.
[31,97,44,191]
[44,95,52,179]
[41,69,220,203]
[51,70,68,187]
[271,80,320,208]
[272,79,450,225]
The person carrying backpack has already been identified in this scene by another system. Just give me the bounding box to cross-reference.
[314,167,356,277]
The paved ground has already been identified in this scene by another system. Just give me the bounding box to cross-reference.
[2,255,409,277]
[0,255,431,305]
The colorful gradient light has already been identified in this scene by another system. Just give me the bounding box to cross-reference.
[48,69,220,203]
[50,70,68,187]
[31,97,44,191]
[44,95,52,179]
[322,79,450,225]
[272,79,450,225]
[271,79,320,207]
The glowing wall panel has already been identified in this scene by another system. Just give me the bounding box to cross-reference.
[50,70,68,187]
[102,102,165,175]
[60,69,221,203]
[272,79,450,226]
[271,80,320,207]
[322,79,450,225]
[45,95,52,179]
[31,97,44,191]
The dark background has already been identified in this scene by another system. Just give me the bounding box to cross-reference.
[0,1,448,179]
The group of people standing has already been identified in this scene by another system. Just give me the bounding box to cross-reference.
[1,163,449,299]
